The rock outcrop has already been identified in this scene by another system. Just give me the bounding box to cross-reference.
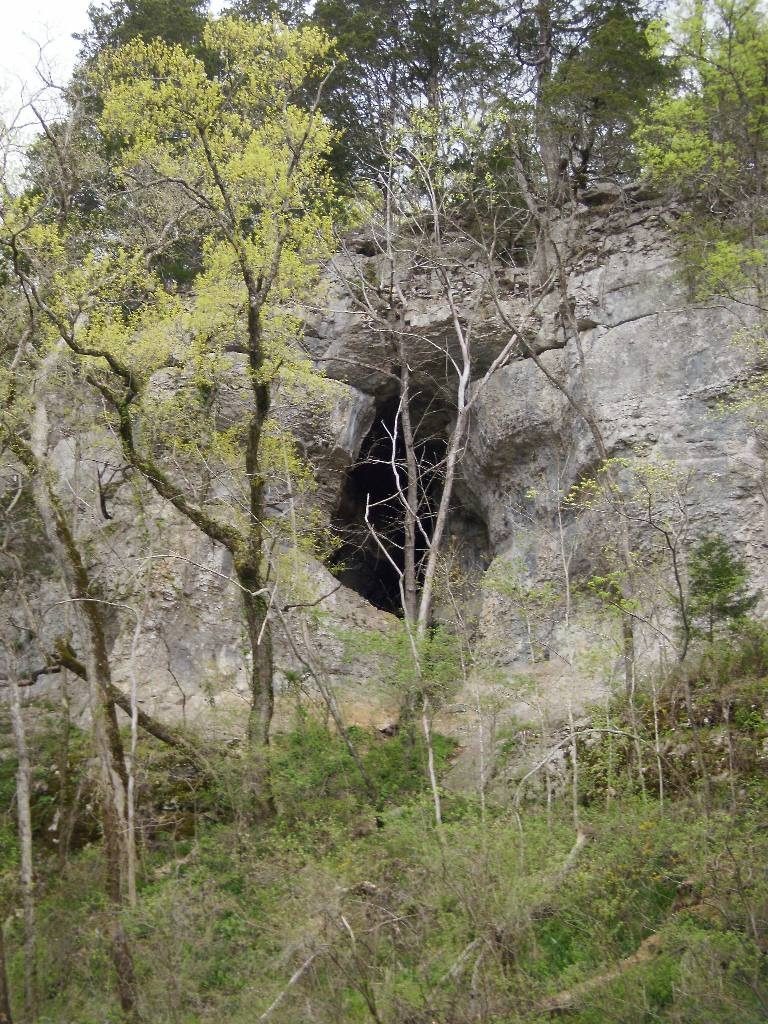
[309,193,766,788]
[14,191,766,781]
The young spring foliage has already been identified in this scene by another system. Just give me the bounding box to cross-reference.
[635,0,768,295]
[0,17,343,820]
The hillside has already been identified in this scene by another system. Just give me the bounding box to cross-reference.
[1,1,767,1021]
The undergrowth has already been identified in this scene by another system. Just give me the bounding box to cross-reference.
[2,631,768,1023]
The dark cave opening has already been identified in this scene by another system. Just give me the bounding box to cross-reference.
[330,396,448,614]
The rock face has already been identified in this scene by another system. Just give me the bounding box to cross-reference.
[11,372,396,737]
[14,193,767,780]
[463,207,765,643]
[306,195,767,788]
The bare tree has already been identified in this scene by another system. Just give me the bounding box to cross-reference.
[0,923,11,1024]
[2,648,36,1022]
[331,115,555,822]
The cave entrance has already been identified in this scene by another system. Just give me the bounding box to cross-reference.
[330,396,447,614]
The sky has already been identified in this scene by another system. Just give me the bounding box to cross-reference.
[0,0,226,113]
[1,0,93,106]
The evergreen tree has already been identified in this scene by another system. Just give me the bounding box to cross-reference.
[222,0,307,26]
[545,2,672,184]
[508,0,671,192]
[687,534,759,641]
[311,0,506,181]
[75,0,209,60]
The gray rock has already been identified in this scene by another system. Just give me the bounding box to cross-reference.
[12,201,768,779]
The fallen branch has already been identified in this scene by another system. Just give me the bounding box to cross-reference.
[539,931,664,1015]
[38,642,209,766]
[539,901,710,1016]
[257,948,326,1022]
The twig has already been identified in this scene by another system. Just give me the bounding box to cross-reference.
[257,949,325,1022]
[280,583,341,612]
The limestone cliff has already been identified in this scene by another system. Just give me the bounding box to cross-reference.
[15,191,766,774]
[309,189,766,781]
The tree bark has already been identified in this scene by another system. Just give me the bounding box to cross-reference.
[239,578,276,819]
[235,281,276,818]
[421,695,443,829]
[398,354,419,625]
[6,656,36,1021]
[0,921,12,1024]
[24,397,140,1020]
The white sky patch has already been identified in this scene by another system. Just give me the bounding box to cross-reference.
[1,1,91,106]
[1,0,228,118]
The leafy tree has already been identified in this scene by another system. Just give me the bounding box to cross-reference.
[3,17,338,818]
[637,0,768,206]
[687,534,759,641]
[635,0,768,296]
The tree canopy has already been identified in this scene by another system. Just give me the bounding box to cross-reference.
[76,0,209,59]
[635,0,768,295]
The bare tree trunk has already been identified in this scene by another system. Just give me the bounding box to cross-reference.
[239,296,276,819]
[390,351,423,732]
[416,405,470,640]
[5,654,36,1021]
[682,671,711,810]
[533,0,560,196]
[476,686,487,824]
[24,399,139,1020]
[539,705,553,826]
[76,621,140,1021]
[0,920,12,1024]
[56,669,74,869]
[421,695,443,830]
[556,487,572,629]
[398,355,419,625]
[568,703,580,834]
[125,597,147,908]
[723,701,738,814]
[651,679,665,810]
[239,582,276,820]
[622,615,636,700]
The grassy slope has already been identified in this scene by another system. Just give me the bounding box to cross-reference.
[3,633,768,1023]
